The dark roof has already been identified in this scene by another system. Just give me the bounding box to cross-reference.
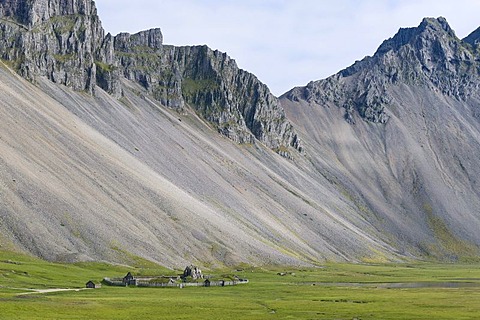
[86,281,96,288]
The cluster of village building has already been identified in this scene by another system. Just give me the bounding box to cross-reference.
[86,265,248,289]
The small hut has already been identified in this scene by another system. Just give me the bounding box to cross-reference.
[123,272,136,286]
[86,281,99,289]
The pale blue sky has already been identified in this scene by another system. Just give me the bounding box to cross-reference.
[95,0,480,96]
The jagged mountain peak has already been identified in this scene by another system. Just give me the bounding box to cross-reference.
[338,16,470,80]
[340,17,467,79]
[352,16,478,99]
[114,28,164,52]
[284,17,480,124]
[422,16,453,31]
[375,17,457,56]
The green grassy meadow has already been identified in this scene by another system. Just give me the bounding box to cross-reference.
[1,250,480,319]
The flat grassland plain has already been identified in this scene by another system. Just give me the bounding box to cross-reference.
[1,250,480,319]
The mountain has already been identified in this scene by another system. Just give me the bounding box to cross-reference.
[0,1,479,267]
[281,17,480,261]
[0,0,385,267]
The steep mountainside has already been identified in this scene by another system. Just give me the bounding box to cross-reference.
[281,17,480,260]
[0,0,395,267]
[1,1,480,267]
[0,51,399,267]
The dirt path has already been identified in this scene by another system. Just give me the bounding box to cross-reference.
[4,287,88,295]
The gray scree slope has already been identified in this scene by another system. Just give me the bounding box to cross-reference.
[0,1,479,266]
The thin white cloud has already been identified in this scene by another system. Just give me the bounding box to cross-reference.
[95,0,480,96]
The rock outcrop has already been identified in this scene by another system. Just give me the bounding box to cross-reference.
[112,33,301,153]
[0,0,301,155]
[0,0,97,26]
[0,0,105,93]
[463,26,480,47]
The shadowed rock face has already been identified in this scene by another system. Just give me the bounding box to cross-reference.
[464,26,480,47]
[0,5,480,267]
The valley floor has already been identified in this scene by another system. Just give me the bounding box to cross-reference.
[1,251,480,319]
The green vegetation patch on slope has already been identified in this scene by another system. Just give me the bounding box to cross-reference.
[182,78,219,98]
[53,54,75,63]
[95,61,116,73]
[424,204,479,261]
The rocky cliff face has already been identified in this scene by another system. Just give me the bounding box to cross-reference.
[112,32,301,154]
[285,17,480,124]
[0,0,97,26]
[0,0,301,155]
[0,0,105,92]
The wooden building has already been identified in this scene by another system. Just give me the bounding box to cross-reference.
[86,280,100,289]
[123,272,137,286]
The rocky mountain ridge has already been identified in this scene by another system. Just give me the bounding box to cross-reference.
[111,35,301,152]
[0,0,301,154]
[284,17,480,124]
